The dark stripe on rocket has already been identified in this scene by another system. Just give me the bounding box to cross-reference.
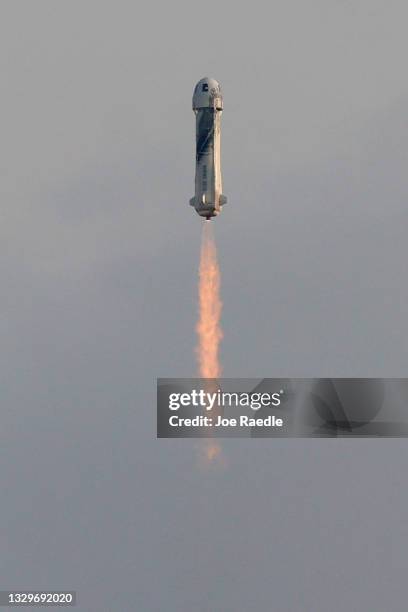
[196,109,215,162]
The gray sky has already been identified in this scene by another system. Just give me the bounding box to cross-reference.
[1,1,408,610]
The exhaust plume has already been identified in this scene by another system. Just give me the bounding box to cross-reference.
[196,222,223,465]
[196,222,223,378]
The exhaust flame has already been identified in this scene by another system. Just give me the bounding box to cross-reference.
[196,222,223,378]
[196,221,223,465]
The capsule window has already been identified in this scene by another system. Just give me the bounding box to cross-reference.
[202,83,209,92]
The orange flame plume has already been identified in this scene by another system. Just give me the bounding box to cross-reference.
[196,222,223,465]
[196,222,223,378]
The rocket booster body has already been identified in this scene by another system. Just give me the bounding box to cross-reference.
[190,77,227,219]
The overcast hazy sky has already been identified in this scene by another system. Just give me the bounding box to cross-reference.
[1,1,408,610]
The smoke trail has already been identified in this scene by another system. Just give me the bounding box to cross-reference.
[196,222,223,378]
[196,221,223,465]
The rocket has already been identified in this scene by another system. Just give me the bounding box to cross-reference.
[189,77,227,220]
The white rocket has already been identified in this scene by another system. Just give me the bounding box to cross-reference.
[189,77,227,220]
